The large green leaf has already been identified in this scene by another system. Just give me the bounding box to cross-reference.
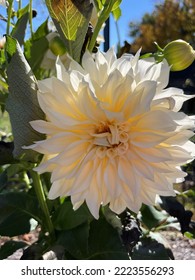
[5,36,45,162]
[25,37,49,72]
[56,216,129,260]
[11,5,29,45]
[160,196,193,233]
[0,141,17,165]
[53,200,93,230]
[24,20,49,72]
[140,205,167,230]
[0,192,42,237]
[57,223,90,259]
[88,218,129,260]
[45,0,93,62]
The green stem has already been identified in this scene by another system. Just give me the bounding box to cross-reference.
[18,0,22,10]
[88,1,115,52]
[154,41,164,52]
[115,20,121,49]
[6,1,13,35]
[30,170,55,241]
[29,0,33,38]
[23,171,31,189]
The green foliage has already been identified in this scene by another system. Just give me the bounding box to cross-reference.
[95,0,122,12]
[112,6,122,21]
[57,223,90,259]
[53,200,93,230]
[24,20,49,73]
[0,192,42,236]
[87,217,129,260]
[0,0,194,262]
[140,205,167,230]
[5,36,45,162]
[45,0,93,62]
[0,141,16,165]
[56,216,129,260]
[11,5,29,45]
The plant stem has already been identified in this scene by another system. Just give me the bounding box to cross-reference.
[88,1,115,52]
[29,0,33,38]
[6,1,13,35]
[30,170,55,241]
[115,20,121,49]
[18,0,22,10]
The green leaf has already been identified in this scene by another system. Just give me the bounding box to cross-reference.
[112,0,122,11]
[5,36,45,162]
[0,48,6,66]
[160,196,193,233]
[0,141,17,165]
[5,36,17,63]
[95,0,121,11]
[140,205,167,230]
[0,240,27,260]
[0,91,8,106]
[88,218,129,260]
[53,200,93,230]
[33,19,49,40]
[0,192,42,237]
[184,231,195,239]
[56,217,129,260]
[11,5,29,45]
[112,6,121,20]
[0,169,8,192]
[25,37,49,72]
[57,223,90,259]
[0,211,32,237]
[93,0,103,11]
[24,20,49,72]
[17,4,29,19]
[131,234,174,260]
[45,0,93,62]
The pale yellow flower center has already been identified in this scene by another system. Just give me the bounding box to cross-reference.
[91,121,130,159]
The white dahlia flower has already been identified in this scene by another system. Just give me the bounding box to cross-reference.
[28,49,195,219]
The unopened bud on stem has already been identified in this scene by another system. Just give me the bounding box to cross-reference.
[163,40,195,71]
[49,36,66,56]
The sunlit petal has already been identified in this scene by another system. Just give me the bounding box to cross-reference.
[27,49,195,219]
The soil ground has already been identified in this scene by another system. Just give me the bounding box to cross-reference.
[0,229,194,260]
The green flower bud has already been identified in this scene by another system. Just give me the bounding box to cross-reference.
[49,36,66,56]
[163,40,195,71]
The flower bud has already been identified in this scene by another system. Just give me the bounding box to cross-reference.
[163,40,195,71]
[49,36,66,56]
[0,36,6,49]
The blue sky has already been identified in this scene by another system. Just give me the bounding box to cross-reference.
[110,0,162,46]
[0,0,163,46]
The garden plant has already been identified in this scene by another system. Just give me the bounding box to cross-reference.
[0,0,195,260]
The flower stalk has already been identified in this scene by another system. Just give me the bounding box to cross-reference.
[88,0,116,52]
[30,170,55,241]
[29,0,33,38]
[18,0,22,10]
[6,0,13,35]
